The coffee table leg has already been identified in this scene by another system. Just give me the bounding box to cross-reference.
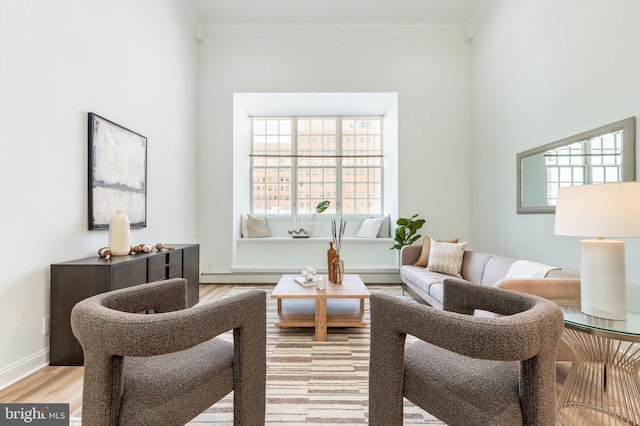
[315,298,327,341]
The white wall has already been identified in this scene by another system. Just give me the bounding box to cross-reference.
[197,26,472,275]
[471,0,640,284]
[0,0,197,388]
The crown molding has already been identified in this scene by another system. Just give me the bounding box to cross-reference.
[465,0,493,42]
[201,22,467,40]
[181,0,204,42]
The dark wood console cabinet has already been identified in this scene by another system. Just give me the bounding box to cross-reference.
[50,243,199,366]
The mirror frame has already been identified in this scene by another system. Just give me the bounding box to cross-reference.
[517,117,636,214]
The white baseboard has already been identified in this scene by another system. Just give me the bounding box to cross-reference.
[0,349,49,391]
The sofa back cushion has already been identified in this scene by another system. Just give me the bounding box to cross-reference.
[461,251,491,283]
[461,251,518,285]
[481,255,517,285]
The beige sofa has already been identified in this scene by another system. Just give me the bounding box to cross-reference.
[400,244,580,361]
[400,245,579,308]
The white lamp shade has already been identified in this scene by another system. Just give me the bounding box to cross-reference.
[554,182,640,238]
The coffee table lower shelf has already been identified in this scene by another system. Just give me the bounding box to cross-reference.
[275,298,367,331]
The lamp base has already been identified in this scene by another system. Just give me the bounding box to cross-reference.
[580,239,627,320]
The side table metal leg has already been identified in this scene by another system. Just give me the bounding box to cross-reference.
[556,328,640,425]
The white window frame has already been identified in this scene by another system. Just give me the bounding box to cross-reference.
[250,116,384,217]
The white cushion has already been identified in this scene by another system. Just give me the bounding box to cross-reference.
[241,214,249,238]
[355,217,384,238]
[247,214,272,238]
[376,215,391,238]
[427,239,468,278]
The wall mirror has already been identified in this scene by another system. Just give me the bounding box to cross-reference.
[517,117,635,214]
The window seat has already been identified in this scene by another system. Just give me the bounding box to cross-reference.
[201,237,400,284]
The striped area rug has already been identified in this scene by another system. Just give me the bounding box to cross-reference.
[72,284,445,425]
[192,284,444,425]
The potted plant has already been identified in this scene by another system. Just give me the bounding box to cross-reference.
[391,214,425,250]
[310,200,330,237]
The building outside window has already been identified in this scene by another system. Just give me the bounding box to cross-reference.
[251,116,383,216]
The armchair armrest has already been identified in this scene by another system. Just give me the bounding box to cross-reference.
[372,286,562,362]
[72,287,267,358]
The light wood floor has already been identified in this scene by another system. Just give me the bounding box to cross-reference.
[0,283,569,415]
[0,284,233,413]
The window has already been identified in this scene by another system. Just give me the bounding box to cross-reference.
[251,117,383,216]
[545,130,624,205]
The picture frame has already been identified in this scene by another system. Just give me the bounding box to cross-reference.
[88,113,147,230]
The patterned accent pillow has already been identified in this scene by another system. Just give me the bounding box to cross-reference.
[427,239,468,277]
[414,236,460,267]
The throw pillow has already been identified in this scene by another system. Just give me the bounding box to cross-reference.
[241,214,249,238]
[247,214,272,238]
[376,215,391,238]
[427,239,468,278]
[355,217,384,238]
[414,236,460,267]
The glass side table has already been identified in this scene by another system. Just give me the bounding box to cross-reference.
[556,304,640,425]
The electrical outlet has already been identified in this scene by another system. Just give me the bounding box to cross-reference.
[43,317,50,335]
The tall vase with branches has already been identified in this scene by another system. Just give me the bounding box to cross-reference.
[331,218,346,284]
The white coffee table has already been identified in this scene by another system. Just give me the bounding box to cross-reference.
[271,274,370,341]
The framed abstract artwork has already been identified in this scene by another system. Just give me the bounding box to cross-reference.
[88,113,147,229]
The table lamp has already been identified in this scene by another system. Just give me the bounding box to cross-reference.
[554,181,640,320]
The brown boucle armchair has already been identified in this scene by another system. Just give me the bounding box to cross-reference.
[368,279,563,426]
[71,278,266,426]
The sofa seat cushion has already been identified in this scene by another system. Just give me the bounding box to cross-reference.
[404,340,522,425]
[401,266,453,296]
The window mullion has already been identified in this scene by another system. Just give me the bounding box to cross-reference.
[336,118,343,216]
[291,118,298,217]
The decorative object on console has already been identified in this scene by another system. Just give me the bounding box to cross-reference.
[327,242,337,282]
[132,243,153,254]
[331,218,346,283]
[554,182,640,320]
[391,214,425,250]
[97,247,112,260]
[88,113,147,230]
[108,210,131,256]
[155,243,176,251]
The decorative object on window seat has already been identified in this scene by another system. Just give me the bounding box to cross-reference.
[554,181,640,320]
[391,214,425,250]
[288,228,309,238]
[310,200,330,237]
[331,218,346,284]
[108,209,131,255]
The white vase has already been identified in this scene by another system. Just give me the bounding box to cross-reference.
[108,210,131,255]
[309,214,320,237]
